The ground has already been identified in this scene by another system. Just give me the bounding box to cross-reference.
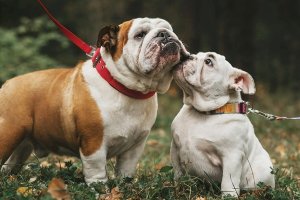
[0,84,299,199]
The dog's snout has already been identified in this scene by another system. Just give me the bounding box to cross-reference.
[190,54,197,60]
[157,31,171,40]
[180,52,194,62]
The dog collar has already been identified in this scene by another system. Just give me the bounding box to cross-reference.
[92,48,156,99]
[202,102,248,115]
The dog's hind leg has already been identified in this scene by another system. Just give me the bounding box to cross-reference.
[0,119,28,173]
[1,137,33,174]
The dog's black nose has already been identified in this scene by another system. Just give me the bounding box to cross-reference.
[157,31,171,40]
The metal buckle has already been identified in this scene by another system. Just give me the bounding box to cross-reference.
[245,101,252,114]
[86,46,96,58]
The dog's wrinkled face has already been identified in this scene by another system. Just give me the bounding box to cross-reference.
[97,18,189,93]
[173,52,256,111]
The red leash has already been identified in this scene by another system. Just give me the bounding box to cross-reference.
[37,0,94,56]
[37,0,155,99]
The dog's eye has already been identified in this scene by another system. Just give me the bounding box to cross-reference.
[204,58,213,67]
[135,31,147,39]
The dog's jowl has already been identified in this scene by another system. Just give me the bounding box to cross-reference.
[171,52,275,197]
[0,17,189,184]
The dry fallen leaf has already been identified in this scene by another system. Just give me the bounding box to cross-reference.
[289,153,298,161]
[40,160,51,168]
[111,187,123,200]
[157,129,166,137]
[275,144,286,158]
[99,187,123,200]
[17,187,33,197]
[47,178,71,200]
[195,196,207,200]
[8,175,16,182]
[154,162,165,170]
[271,158,277,164]
[146,139,159,146]
[55,161,66,169]
[63,157,77,163]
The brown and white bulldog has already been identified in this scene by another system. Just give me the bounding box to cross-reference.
[0,17,189,184]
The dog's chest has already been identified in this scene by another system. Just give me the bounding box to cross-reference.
[82,62,157,156]
[172,106,251,153]
[102,99,156,156]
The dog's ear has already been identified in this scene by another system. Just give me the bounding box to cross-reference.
[229,68,256,94]
[97,25,120,53]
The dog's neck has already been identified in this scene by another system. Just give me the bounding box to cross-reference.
[228,91,243,103]
[100,49,172,94]
[92,48,156,99]
[192,91,247,115]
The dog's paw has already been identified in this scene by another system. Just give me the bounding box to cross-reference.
[222,190,239,199]
[85,176,108,186]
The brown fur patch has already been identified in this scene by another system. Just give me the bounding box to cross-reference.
[97,25,119,53]
[0,72,37,162]
[113,20,133,61]
[0,63,104,161]
[72,65,104,156]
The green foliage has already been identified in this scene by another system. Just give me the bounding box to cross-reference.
[0,17,69,84]
[1,162,299,199]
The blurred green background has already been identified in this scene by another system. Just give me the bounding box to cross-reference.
[1,0,300,91]
[0,0,299,182]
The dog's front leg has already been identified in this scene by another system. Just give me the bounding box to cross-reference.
[115,131,149,178]
[170,139,183,179]
[80,146,107,184]
[221,153,243,197]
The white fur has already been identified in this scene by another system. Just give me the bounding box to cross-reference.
[78,18,188,184]
[102,18,189,94]
[81,59,158,184]
[171,52,275,197]
[80,142,108,183]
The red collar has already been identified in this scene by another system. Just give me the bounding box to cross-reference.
[92,48,156,99]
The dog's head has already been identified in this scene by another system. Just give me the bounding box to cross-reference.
[97,18,189,93]
[173,52,255,111]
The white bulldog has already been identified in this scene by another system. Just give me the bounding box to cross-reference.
[0,17,189,184]
[171,52,275,197]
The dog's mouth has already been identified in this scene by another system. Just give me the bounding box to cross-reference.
[160,40,176,49]
[180,48,191,62]
[141,36,190,77]
[172,53,193,74]
[159,39,181,56]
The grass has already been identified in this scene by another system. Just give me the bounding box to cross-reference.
[0,84,299,199]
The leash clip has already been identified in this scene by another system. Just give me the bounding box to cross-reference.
[245,101,252,115]
[86,46,96,58]
[246,102,289,121]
